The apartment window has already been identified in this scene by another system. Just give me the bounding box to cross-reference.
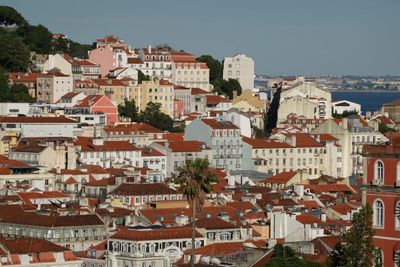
[373,199,384,227]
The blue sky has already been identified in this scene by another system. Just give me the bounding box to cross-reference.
[3,0,400,76]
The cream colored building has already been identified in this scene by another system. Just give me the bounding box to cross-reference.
[276,79,332,122]
[139,80,174,118]
[311,116,387,177]
[171,61,210,91]
[37,70,73,104]
[223,54,254,91]
[243,133,342,179]
[75,79,139,106]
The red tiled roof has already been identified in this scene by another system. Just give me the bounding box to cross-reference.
[168,141,208,152]
[0,237,68,254]
[330,203,357,215]
[184,242,245,255]
[127,57,144,64]
[297,200,322,210]
[75,95,104,108]
[191,88,209,95]
[85,177,115,187]
[140,147,165,157]
[162,133,184,142]
[285,133,323,148]
[111,227,201,241]
[304,184,356,194]
[206,95,231,105]
[242,137,292,149]
[0,213,105,227]
[310,134,338,142]
[65,176,78,184]
[76,137,139,152]
[225,201,256,212]
[296,214,322,225]
[194,217,239,230]
[91,78,128,87]
[259,171,297,184]
[7,72,39,82]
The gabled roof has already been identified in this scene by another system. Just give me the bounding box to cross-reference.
[260,171,297,184]
[75,95,105,108]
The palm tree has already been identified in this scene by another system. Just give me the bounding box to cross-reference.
[174,158,216,267]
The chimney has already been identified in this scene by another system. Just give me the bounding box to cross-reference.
[56,167,61,174]
[233,90,238,99]
[148,45,152,54]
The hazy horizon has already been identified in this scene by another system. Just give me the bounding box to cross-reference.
[3,0,400,76]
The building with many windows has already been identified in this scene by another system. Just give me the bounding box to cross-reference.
[362,136,400,267]
[223,54,254,91]
[184,118,243,170]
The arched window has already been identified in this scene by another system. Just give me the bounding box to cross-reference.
[374,199,384,227]
[375,160,384,182]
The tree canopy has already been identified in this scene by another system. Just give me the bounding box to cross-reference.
[196,55,222,83]
[138,70,150,84]
[117,100,183,132]
[266,244,326,267]
[0,6,27,26]
[0,29,30,72]
[0,70,35,103]
[0,5,93,71]
[329,205,376,267]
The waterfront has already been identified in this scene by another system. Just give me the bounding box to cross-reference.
[331,91,400,113]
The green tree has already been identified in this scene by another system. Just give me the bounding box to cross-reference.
[139,102,174,131]
[329,243,347,267]
[0,6,27,27]
[220,78,242,99]
[329,205,375,267]
[173,158,216,267]
[0,29,30,71]
[0,70,35,103]
[17,24,53,54]
[138,70,150,84]
[118,99,139,122]
[196,55,222,84]
[66,41,92,59]
[267,244,326,267]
